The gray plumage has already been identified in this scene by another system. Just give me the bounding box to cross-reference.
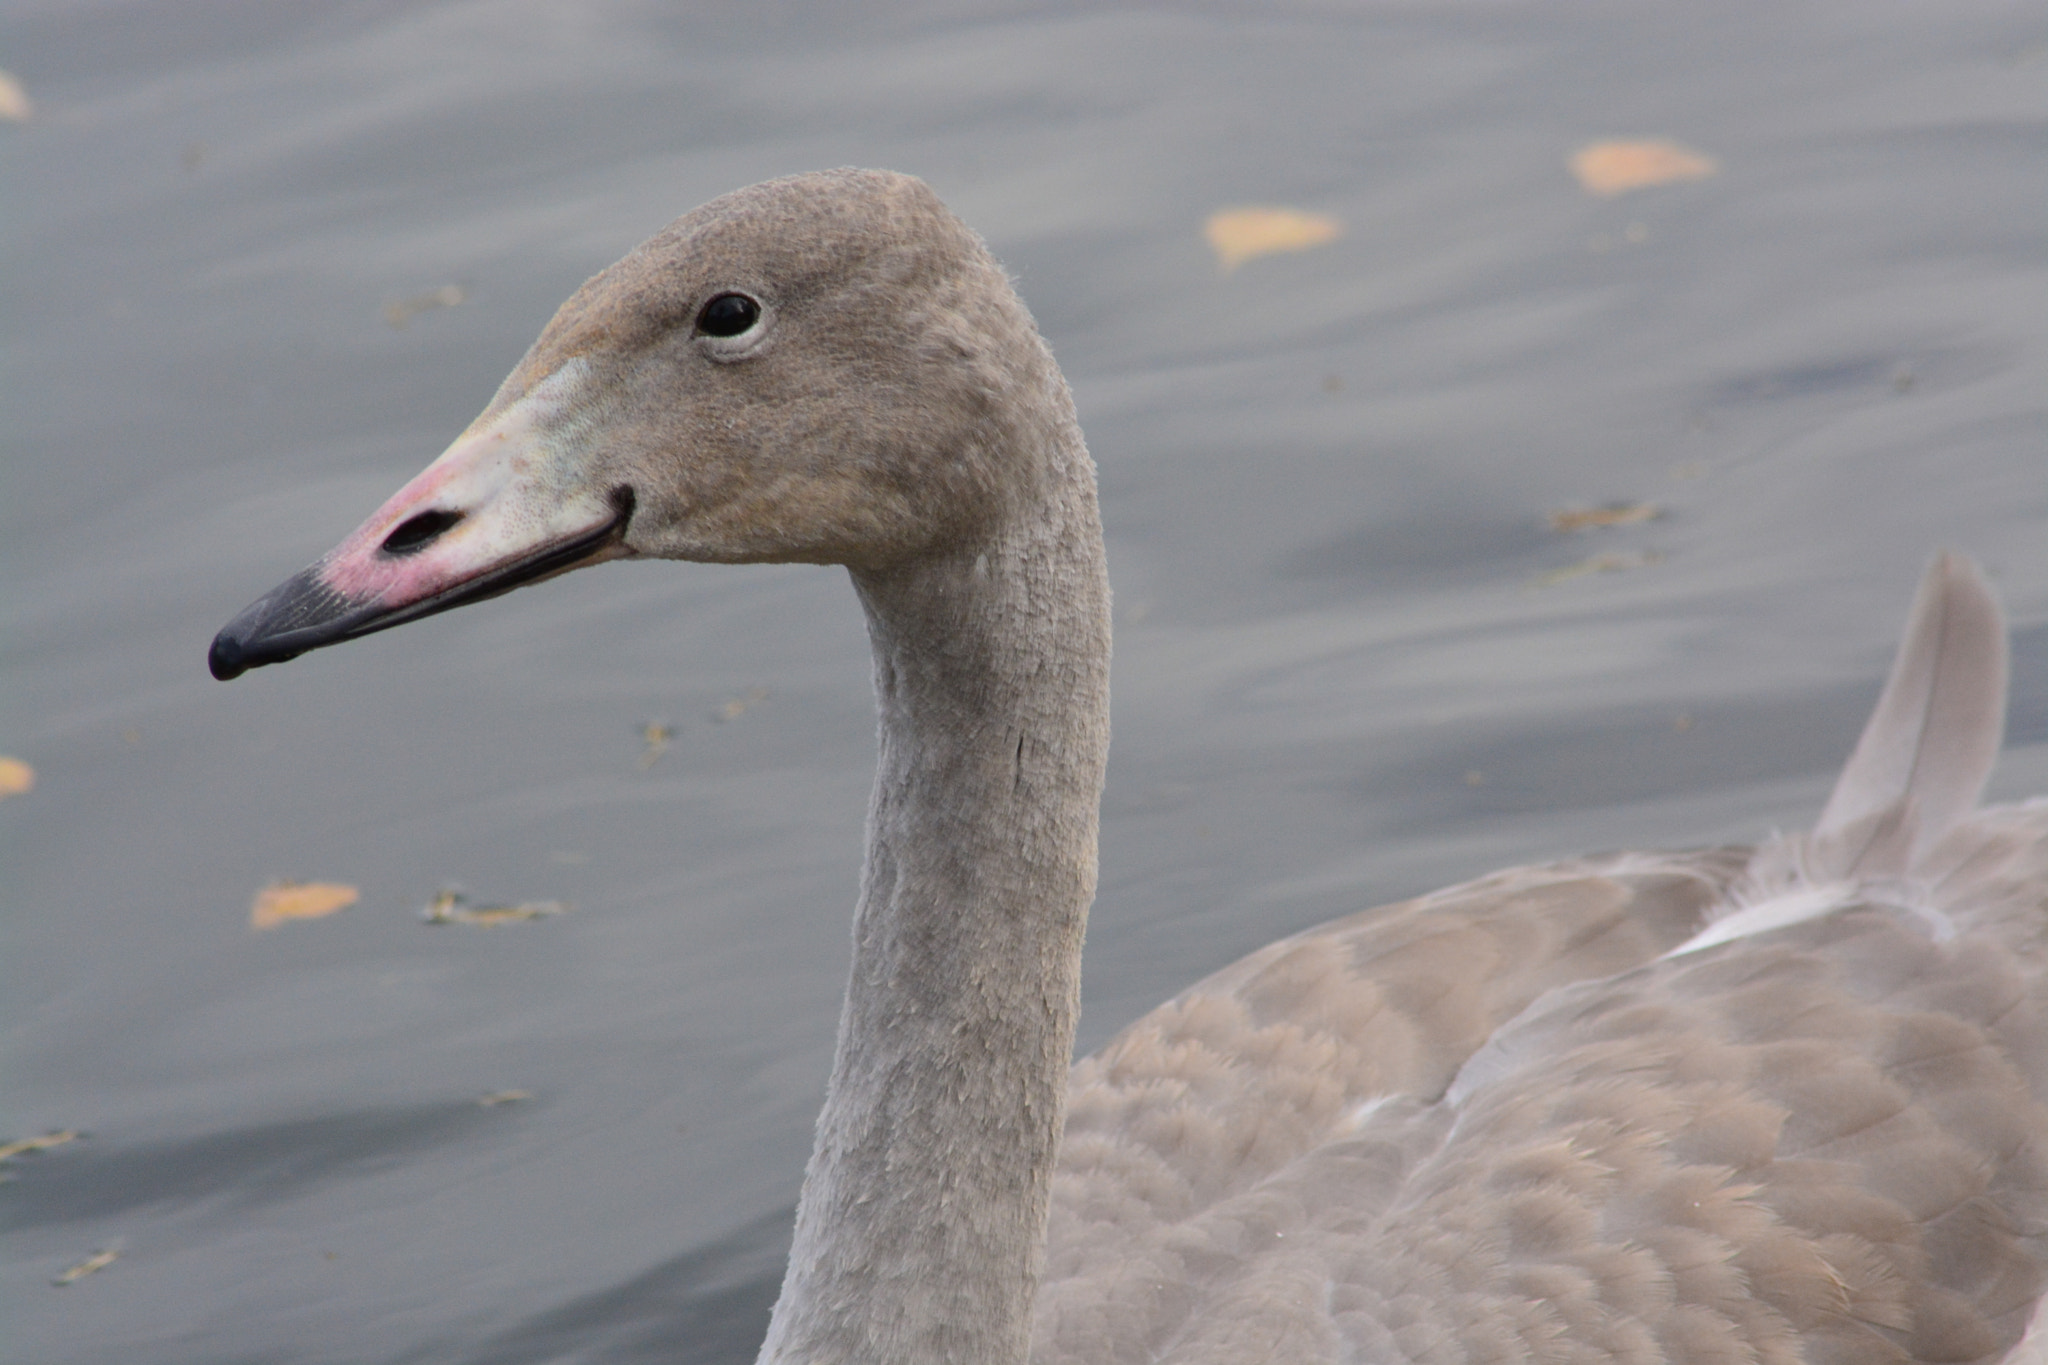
[209,169,2048,1364]
[1039,558,2046,1365]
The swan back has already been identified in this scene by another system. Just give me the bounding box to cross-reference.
[1036,557,2047,1363]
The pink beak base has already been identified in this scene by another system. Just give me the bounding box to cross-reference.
[208,484,633,680]
[210,355,635,680]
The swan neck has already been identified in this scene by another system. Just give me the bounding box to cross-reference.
[757,442,1111,1364]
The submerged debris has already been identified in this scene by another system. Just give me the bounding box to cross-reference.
[422,890,567,927]
[638,721,673,769]
[1534,550,1663,588]
[716,687,770,722]
[382,285,466,328]
[1547,502,1661,533]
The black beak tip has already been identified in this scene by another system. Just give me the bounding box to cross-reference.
[209,628,293,681]
[208,617,308,680]
[208,632,251,681]
[208,567,356,681]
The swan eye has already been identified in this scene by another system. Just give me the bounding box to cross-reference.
[697,293,762,337]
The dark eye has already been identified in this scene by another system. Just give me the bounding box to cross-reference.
[697,293,761,337]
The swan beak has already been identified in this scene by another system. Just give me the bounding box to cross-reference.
[209,361,633,681]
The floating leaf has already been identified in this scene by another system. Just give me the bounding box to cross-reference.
[715,686,770,723]
[638,722,672,769]
[1534,550,1663,588]
[1204,207,1342,272]
[1548,502,1661,533]
[0,70,32,122]
[422,890,566,927]
[53,1248,119,1287]
[1570,139,1717,196]
[382,284,466,328]
[250,880,359,929]
[0,756,33,798]
[0,1130,83,1162]
[477,1090,533,1107]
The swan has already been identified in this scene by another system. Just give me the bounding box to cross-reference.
[209,169,2047,1364]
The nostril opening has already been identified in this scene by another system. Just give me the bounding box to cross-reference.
[381,509,465,557]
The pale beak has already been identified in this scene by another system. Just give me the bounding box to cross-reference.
[209,361,633,680]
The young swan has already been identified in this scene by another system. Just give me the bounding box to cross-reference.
[214,170,2048,1365]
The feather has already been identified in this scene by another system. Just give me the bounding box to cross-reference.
[1807,553,2010,882]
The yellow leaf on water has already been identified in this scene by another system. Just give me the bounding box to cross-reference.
[0,70,32,122]
[1204,207,1342,272]
[1548,502,1662,533]
[1569,139,1717,196]
[53,1248,119,1286]
[0,1129,83,1162]
[0,756,34,798]
[250,880,359,929]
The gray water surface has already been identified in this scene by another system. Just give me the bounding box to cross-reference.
[3,3,2044,1362]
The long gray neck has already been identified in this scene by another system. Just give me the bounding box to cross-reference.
[755,439,1112,1364]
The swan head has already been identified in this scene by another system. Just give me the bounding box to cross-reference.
[210,168,1058,680]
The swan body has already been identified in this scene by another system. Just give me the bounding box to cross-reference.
[211,170,2047,1363]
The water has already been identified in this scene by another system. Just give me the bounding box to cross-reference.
[2,2,2043,1361]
